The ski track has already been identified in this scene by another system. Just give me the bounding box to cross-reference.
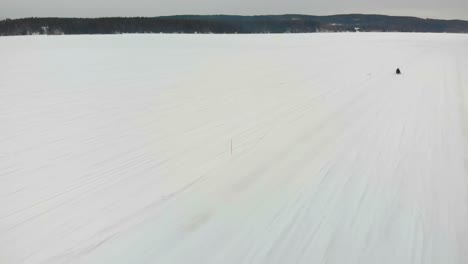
[1,33,468,264]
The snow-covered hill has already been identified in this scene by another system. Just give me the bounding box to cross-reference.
[1,33,468,264]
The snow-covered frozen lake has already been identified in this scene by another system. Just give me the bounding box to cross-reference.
[1,33,468,264]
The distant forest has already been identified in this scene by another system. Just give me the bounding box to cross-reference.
[1,14,468,36]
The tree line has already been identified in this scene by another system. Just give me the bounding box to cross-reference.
[1,15,467,36]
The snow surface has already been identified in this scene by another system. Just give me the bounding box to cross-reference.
[1,33,468,264]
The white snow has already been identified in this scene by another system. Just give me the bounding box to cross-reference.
[1,33,468,264]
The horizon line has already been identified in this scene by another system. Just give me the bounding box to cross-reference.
[1,13,468,23]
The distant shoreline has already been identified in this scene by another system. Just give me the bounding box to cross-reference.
[2,14,468,36]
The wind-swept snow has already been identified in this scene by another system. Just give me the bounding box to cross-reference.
[1,33,468,264]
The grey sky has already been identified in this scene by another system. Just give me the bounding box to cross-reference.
[2,0,468,20]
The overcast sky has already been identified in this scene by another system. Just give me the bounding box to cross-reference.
[1,0,468,20]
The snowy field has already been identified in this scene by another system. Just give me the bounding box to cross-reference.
[1,33,468,264]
